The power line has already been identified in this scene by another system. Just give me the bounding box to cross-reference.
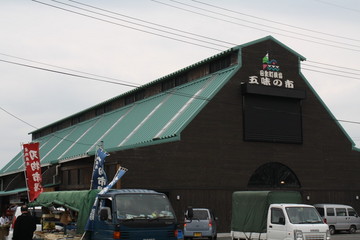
[1,0,357,135]
[2,0,360,164]
[302,67,360,81]
[2,58,360,146]
[0,106,38,129]
[32,0,224,51]
[151,0,360,52]
[192,0,360,42]
[69,0,236,47]
[51,0,360,77]
[313,0,360,13]
[53,0,229,49]
[169,0,360,48]
[302,63,360,78]
[34,0,360,53]
[0,58,139,88]
[0,105,94,147]
[307,60,360,73]
[2,51,359,88]
[0,53,142,87]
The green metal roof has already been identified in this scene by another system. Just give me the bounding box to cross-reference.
[0,66,238,175]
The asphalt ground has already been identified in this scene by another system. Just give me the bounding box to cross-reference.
[217,231,360,240]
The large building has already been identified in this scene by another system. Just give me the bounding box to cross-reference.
[1,36,359,232]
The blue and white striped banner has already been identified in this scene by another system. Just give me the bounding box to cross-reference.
[90,148,109,190]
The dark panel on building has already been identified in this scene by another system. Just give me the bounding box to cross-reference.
[243,94,303,143]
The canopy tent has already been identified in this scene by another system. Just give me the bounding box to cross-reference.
[28,190,100,233]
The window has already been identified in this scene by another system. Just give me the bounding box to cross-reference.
[286,207,323,224]
[248,162,300,188]
[316,207,324,217]
[271,208,285,225]
[98,197,113,221]
[326,208,335,216]
[336,208,347,216]
[192,209,209,220]
[115,194,175,220]
[348,208,358,217]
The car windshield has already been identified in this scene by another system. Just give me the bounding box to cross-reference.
[286,207,324,224]
[115,194,175,220]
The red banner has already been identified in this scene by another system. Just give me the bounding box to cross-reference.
[23,142,43,202]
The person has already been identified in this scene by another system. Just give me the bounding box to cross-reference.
[12,205,36,240]
[0,213,9,226]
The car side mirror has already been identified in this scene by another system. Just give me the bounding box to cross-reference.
[279,217,285,225]
[99,207,111,221]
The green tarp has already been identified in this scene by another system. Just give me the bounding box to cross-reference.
[28,190,100,233]
[231,191,302,233]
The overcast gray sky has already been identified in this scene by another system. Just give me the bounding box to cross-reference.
[1,0,359,169]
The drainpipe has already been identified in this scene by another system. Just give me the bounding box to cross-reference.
[53,164,61,185]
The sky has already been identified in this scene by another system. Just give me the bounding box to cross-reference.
[0,0,359,169]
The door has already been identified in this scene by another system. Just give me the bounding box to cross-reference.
[92,198,114,240]
[267,207,287,240]
[335,208,348,230]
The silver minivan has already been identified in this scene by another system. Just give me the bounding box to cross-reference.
[314,204,360,235]
[184,208,217,240]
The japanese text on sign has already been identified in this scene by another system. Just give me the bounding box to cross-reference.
[23,142,43,202]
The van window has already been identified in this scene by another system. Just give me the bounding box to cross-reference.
[336,208,347,216]
[348,208,358,217]
[326,208,335,216]
[316,207,324,217]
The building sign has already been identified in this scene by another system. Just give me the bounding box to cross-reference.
[23,142,43,202]
[248,53,295,89]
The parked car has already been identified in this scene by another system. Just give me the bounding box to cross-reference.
[183,208,217,240]
[314,203,360,234]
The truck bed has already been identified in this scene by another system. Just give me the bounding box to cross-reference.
[231,230,267,240]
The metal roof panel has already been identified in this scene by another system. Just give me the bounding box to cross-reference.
[0,66,237,176]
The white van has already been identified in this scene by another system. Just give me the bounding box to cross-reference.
[314,204,360,235]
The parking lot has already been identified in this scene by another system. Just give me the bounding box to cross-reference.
[330,231,360,240]
[218,231,360,240]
